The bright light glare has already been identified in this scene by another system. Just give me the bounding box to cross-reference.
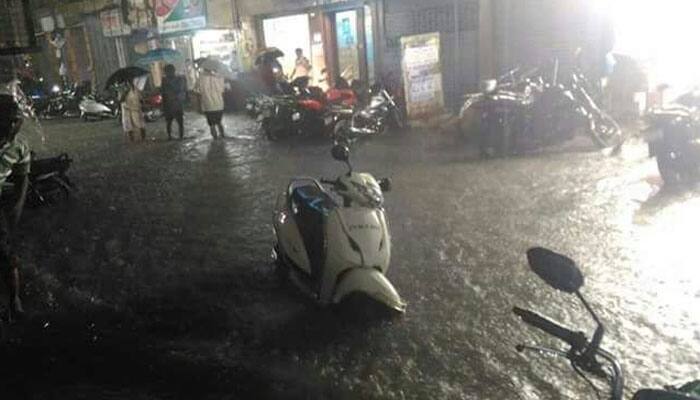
[606,0,700,95]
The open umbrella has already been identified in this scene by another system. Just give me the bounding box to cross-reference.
[135,48,182,67]
[254,47,284,66]
[195,57,233,79]
[105,66,149,89]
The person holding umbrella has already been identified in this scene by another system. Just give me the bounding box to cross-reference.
[106,67,149,143]
[195,60,226,139]
[160,64,186,140]
[120,79,147,142]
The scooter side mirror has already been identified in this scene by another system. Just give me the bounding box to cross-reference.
[378,178,391,192]
[526,247,584,294]
[331,144,350,162]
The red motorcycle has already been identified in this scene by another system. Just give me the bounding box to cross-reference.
[260,77,357,141]
[143,92,163,122]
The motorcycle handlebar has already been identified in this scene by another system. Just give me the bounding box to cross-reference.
[513,307,587,350]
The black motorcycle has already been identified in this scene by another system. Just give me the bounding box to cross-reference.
[2,153,75,207]
[643,92,700,185]
[461,60,623,157]
[333,83,405,144]
[259,77,344,141]
[534,63,622,149]
[514,247,699,400]
[37,82,88,119]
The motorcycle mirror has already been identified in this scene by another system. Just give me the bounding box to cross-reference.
[331,144,350,163]
[526,247,584,294]
[378,178,391,192]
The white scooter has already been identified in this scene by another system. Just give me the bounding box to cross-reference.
[79,95,119,121]
[272,145,406,313]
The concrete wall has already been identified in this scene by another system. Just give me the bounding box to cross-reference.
[491,0,613,77]
[382,0,479,109]
[84,15,122,91]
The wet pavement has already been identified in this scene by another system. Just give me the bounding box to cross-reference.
[2,113,698,399]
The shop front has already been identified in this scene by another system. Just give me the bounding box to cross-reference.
[252,0,379,89]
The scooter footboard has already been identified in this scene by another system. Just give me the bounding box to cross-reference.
[332,268,405,313]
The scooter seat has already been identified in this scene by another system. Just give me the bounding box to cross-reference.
[291,185,337,215]
[290,185,337,280]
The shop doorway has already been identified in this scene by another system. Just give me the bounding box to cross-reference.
[262,14,311,79]
[328,6,374,85]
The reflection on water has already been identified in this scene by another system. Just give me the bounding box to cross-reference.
[11,115,699,399]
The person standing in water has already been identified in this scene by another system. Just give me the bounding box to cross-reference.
[120,80,146,142]
[161,64,186,140]
[195,67,226,139]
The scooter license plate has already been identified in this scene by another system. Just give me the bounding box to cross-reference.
[324,115,335,125]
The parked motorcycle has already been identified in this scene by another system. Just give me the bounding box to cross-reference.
[1,153,75,207]
[333,83,406,144]
[535,60,622,149]
[79,90,120,121]
[644,92,700,184]
[37,82,88,119]
[271,144,405,313]
[460,60,623,157]
[143,92,163,122]
[259,78,347,141]
[513,247,699,400]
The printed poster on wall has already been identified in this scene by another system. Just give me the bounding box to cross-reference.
[100,8,131,37]
[154,0,206,34]
[400,32,444,119]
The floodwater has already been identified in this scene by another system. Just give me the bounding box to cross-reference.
[2,113,698,399]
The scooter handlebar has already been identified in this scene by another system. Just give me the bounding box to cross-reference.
[513,307,587,351]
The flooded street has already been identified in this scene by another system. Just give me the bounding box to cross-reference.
[3,113,698,399]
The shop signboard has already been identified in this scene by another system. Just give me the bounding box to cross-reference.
[154,0,207,34]
[400,32,444,119]
[100,8,132,37]
[127,0,153,30]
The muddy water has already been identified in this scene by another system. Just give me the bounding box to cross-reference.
[3,114,698,399]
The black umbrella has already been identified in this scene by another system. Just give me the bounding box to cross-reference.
[194,57,234,79]
[105,66,149,89]
[254,47,284,66]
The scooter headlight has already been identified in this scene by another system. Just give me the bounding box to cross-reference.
[291,111,302,122]
[51,84,61,93]
[352,181,384,207]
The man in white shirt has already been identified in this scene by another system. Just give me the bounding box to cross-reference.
[195,68,226,139]
[290,48,311,80]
